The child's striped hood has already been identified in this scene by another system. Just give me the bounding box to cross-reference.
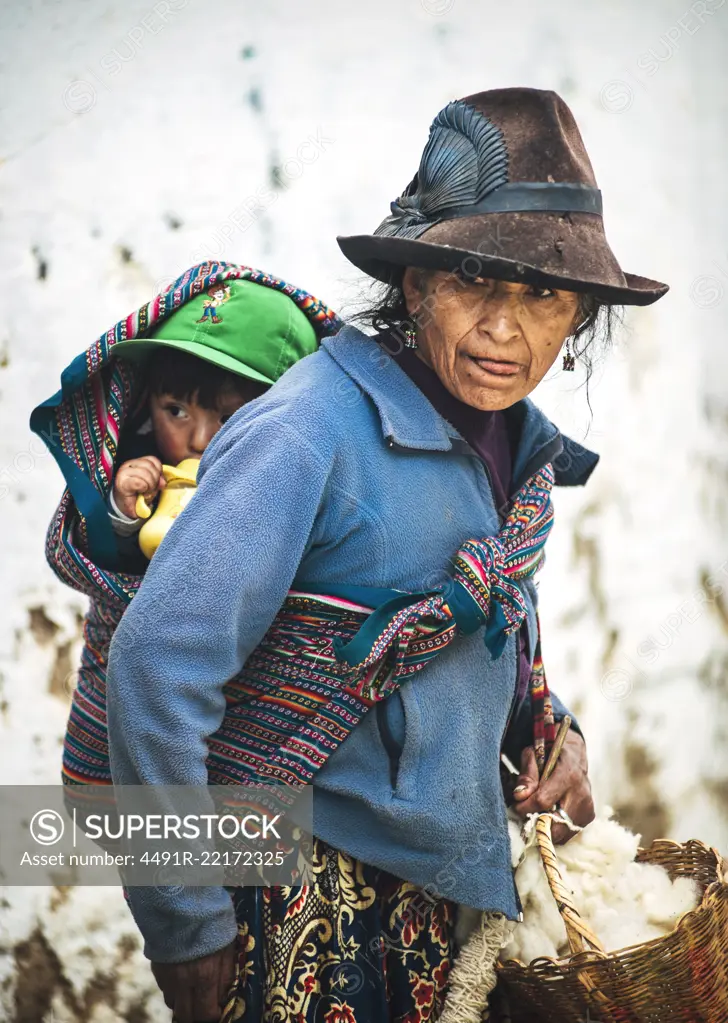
[30,261,340,600]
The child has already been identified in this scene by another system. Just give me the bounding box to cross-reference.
[106,347,267,560]
[30,264,340,785]
[106,277,316,561]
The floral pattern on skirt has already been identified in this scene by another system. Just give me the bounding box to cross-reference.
[219,838,456,1022]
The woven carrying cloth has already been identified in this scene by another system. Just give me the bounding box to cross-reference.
[204,465,556,789]
[33,260,555,789]
[60,475,557,789]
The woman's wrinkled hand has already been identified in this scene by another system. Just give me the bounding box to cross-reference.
[511,730,595,844]
[151,939,237,1023]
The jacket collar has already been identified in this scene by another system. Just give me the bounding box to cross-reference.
[321,326,599,488]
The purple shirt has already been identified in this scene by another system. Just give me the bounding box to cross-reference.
[386,341,532,704]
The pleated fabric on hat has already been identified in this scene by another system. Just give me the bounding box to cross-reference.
[381,101,510,239]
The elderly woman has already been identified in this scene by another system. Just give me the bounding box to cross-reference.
[106,88,667,1022]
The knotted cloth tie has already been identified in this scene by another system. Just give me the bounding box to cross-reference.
[329,464,555,734]
[239,460,556,785]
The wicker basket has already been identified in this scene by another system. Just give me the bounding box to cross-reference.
[495,815,728,1023]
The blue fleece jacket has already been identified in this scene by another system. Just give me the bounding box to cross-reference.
[106,325,598,963]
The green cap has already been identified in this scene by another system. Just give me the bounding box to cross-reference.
[114,278,318,385]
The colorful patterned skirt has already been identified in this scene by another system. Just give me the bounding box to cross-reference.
[217,838,456,1023]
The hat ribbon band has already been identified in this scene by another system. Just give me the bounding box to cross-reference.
[442,182,603,218]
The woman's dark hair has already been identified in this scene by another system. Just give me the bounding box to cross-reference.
[145,347,268,408]
[351,266,623,408]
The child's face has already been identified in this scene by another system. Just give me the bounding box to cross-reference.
[149,388,249,464]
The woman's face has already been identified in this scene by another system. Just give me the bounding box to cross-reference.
[402,269,583,410]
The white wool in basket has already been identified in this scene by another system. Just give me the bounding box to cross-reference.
[500,808,699,962]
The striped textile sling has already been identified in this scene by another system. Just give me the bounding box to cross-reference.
[57,468,557,792]
[204,464,557,788]
[32,261,557,796]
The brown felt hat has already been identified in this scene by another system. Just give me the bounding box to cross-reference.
[338,88,668,306]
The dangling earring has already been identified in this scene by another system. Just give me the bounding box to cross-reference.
[562,336,575,371]
[403,322,418,349]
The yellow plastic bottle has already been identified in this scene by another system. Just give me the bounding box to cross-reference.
[135,458,200,559]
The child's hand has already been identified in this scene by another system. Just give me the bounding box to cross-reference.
[113,456,166,519]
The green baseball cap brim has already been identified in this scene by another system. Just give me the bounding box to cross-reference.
[113,278,318,386]
[113,335,276,386]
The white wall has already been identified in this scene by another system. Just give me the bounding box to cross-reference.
[1,0,726,1018]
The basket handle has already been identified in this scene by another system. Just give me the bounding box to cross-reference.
[534,717,606,956]
[535,814,605,955]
